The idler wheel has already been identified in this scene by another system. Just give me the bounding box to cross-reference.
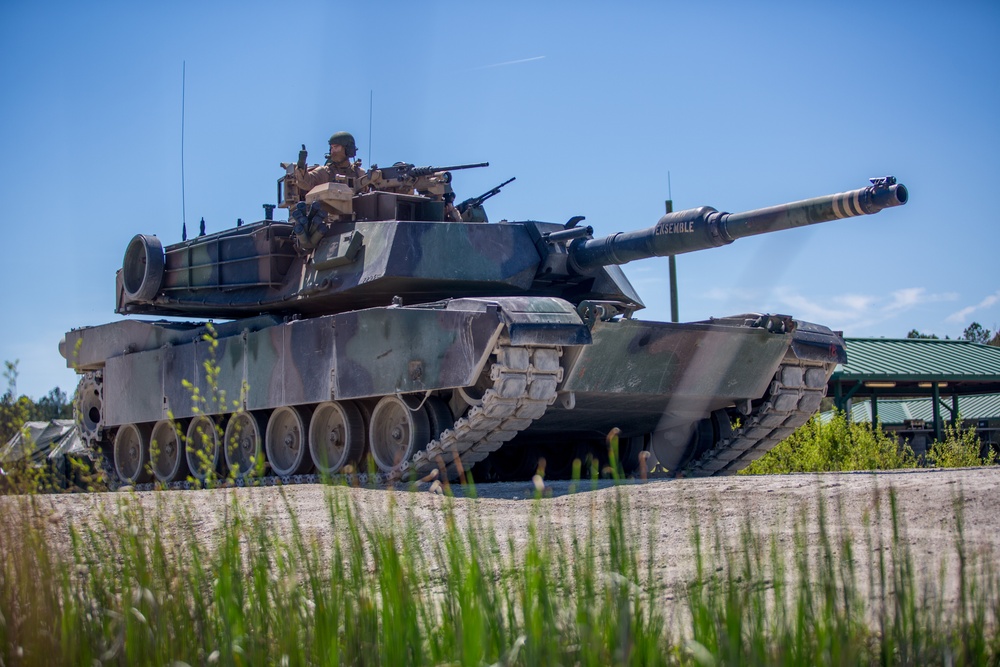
[424,396,454,440]
[369,396,430,472]
[224,411,266,479]
[150,419,189,483]
[266,406,313,476]
[121,234,165,301]
[309,401,366,475]
[114,423,152,484]
[186,415,223,481]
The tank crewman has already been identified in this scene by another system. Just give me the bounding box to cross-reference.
[295,131,366,190]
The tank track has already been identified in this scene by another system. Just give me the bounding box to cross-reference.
[397,343,563,481]
[122,347,825,491]
[684,354,832,476]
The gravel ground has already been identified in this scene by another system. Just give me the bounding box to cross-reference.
[13,466,1000,609]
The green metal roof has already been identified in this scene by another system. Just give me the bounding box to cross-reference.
[821,393,1000,425]
[833,338,1000,383]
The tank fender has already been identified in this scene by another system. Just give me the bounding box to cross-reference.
[333,305,505,398]
[789,321,847,364]
[447,296,593,347]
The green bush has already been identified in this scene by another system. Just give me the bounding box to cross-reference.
[742,411,917,475]
[927,422,997,468]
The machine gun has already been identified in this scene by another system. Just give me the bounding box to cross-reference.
[375,161,489,181]
[359,161,490,198]
[458,177,515,223]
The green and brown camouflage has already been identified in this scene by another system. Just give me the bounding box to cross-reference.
[61,171,908,484]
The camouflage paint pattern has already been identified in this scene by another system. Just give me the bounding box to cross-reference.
[80,297,589,429]
[560,318,789,400]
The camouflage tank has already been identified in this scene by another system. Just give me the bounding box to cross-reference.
[60,154,908,485]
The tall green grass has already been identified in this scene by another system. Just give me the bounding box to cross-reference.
[1,479,997,665]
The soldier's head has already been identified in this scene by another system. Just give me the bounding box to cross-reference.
[328,131,357,162]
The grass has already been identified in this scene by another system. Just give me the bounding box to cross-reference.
[1,475,998,666]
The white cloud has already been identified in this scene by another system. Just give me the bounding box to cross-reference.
[885,287,923,310]
[465,56,545,71]
[946,290,1000,324]
[835,293,879,313]
[769,286,958,334]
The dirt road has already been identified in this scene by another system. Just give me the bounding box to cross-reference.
[19,466,999,606]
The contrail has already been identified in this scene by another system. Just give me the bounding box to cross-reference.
[466,56,545,71]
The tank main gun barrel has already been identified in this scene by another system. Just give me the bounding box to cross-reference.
[569,177,908,272]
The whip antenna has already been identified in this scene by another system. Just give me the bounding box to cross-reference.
[368,90,373,166]
[181,61,187,240]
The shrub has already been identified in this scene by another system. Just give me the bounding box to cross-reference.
[743,411,917,475]
[926,421,997,468]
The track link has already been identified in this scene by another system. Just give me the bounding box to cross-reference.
[398,343,563,481]
[685,354,834,476]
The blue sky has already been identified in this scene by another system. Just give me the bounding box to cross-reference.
[1,0,998,399]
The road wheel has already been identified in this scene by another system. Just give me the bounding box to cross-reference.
[309,401,366,475]
[186,415,223,481]
[150,419,188,482]
[369,396,430,472]
[114,423,152,484]
[266,406,313,476]
[224,411,266,479]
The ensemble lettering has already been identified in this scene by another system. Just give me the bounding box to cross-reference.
[654,220,695,235]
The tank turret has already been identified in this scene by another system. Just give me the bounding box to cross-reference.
[63,166,910,487]
[115,177,907,321]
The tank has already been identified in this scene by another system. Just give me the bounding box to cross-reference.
[60,163,908,485]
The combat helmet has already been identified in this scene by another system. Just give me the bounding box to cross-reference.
[328,131,357,158]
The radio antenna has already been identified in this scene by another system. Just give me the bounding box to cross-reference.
[367,89,373,166]
[181,61,187,240]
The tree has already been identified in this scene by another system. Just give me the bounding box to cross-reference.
[961,322,993,345]
[33,387,71,422]
[2,359,18,400]
[1,361,73,444]
[906,329,939,339]
[1,360,28,444]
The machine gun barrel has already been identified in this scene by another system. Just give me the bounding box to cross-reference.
[569,177,908,272]
[458,176,516,213]
[409,162,490,177]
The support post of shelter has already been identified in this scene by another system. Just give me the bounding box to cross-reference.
[836,381,863,417]
[952,394,959,428]
[932,382,942,442]
[665,200,678,323]
[871,392,879,426]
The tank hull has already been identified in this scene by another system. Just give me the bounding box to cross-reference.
[63,296,842,483]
